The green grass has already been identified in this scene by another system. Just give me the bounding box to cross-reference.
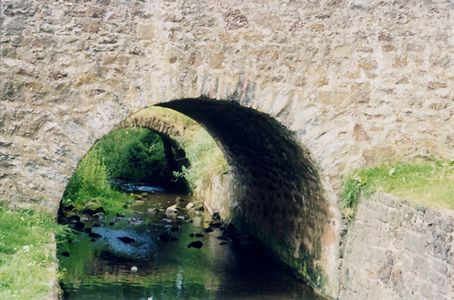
[0,205,68,300]
[341,160,454,219]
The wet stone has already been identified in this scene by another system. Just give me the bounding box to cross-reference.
[74,221,84,231]
[89,232,102,239]
[187,241,203,248]
[117,236,135,244]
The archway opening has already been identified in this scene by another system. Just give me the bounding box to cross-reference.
[57,98,330,298]
[160,99,329,282]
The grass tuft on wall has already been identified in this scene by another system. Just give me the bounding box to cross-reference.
[342,160,454,220]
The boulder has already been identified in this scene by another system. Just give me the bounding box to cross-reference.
[81,201,103,216]
[73,221,84,231]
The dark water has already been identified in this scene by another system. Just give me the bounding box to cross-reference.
[58,192,322,300]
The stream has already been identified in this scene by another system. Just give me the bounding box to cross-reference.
[58,187,322,299]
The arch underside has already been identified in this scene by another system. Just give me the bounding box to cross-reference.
[157,99,330,288]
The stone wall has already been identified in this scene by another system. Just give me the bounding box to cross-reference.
[117,112,185,138]
[1,0,452,208]
[1,0,453,297]
[340,192,454,300]
[198,173,234,221]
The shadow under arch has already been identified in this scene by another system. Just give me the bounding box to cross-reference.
[156,98,330,289]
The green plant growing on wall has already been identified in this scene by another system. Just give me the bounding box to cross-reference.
[174,127,228,191]
[63,149,109,206]
[134,106,229,193]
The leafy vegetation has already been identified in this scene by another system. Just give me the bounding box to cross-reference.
[0,205,68,300]
[341,160,454,219]
[62,128,183,216]
[95,128,172,185]
[62,148,133,217]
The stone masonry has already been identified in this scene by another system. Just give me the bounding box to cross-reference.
[1,0,453,298]
[340,193,454,300]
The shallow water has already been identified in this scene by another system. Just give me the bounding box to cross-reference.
[58,192,322,300]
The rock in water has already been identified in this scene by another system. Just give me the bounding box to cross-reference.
[147,208,160,215]
[175,196,186,208]
[165,204,179,218]
[130,266,138,273]
[117,236,136,244]
[209,212,223,228]
[190,232,204,238]
[89,232,102,239]
[158,232,178,242]
[74,221,84,231]
[187,241,203,248]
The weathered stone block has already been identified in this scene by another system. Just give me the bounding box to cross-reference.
[136,23,154,40]
[340,193,454,300]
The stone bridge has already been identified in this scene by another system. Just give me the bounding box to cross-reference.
[0,0,453,297]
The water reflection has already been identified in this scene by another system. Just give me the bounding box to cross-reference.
[58,192,322,299]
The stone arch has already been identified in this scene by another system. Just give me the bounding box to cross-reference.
[116,113,184,140]
[114,108,191,189]
[55,96,336,293]
[3,1,451,297]
[1,71,342,294]
[120,98,334,293]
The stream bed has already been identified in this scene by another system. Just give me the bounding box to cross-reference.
[58,191,322,300]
